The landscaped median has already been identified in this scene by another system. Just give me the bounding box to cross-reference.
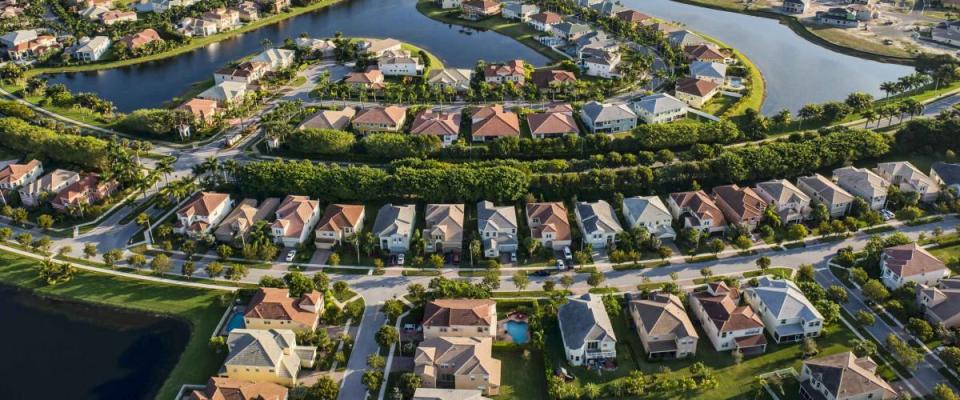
[0,249,232,400]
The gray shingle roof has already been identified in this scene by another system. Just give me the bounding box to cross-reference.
[373,203,416,237]
[633,93,687,115]
[690,60,726,80]
[576,200,623,235]
[932,162,960,186]
[746,277,822,322]
[581,101,636,123]
[477,201,517,232]
[558,294,617,349]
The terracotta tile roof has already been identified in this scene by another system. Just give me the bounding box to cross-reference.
[316,204,365,233]
[545,103,574,114]
[683,44,726,61]
[530,69,577,89]
[411,110,461,137]
[483,59,525,79]
[344,68,385,88]
[670,190,726,229]
[271,195,318,238]
[471,105,520,138]
[121,28,162,49]
[0,159,40,186]
[675,77,719,97]
[616,9,651,23]
[526,111,579,136]
[51,174,116,209]
[298,107,356,130]
[423,299,496,327]
[353,105,407,126]
[526,202,571,242]
[244,287,322,327]
[178,192,230,218]
[530,11,562,24]
[712,184,767,224]
[692,286,764,332]
[178,98,220,120]
[803,352,897,399]
[463,0,501,10]
[883,243,947,278]
[190,377,288,400]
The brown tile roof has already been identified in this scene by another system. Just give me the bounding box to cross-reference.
[299,107,356,130]
[526,111,579,136]
[411,110,461,137]
[883,243,947,278]
[344,68,385,88]
[530,69,577,89]
[190,377,288,400]
[272,195,318,238]
[51,174,116,208]
[244,287,322,326]
[463,0,501,10]
[670,190,726,228]
[120,28,162,49]
[484,59,526,79]
[545,103,574,114]
[616,9,651,23]
[525,202,572,242]
[178,192,230,218]
[471,105,520,138]
[629,293,698,339]
[353,105,407,126]
[803,352,897,399]
[0,159,40,186]
[683,44,726,61]
[423,299,496,327]
[178,98,220,121]
[531,11,562,25]
[712,184,767,224]
[675,77,719,97]
[692,284,764,332]
[316,204,365,233]
[415,336,501,389]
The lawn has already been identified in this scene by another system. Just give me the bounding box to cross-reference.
[929,243,960,262]
[0,250,231,400]
[494,347,550,400]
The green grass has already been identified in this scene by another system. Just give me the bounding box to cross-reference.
[401,269,441,276]
[0,250,231,400]
[611,260,670,271]
[862,225,895,234]
[332,287,358,303]
[929,243,960,262]
[494,347,550,400]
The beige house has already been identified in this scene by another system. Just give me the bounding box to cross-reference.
[833,166,890,210]
[423,204,465,253]
[413,388,491,400]
[0,159,42,190]
[796,174,854,218]
[557,294,617,366]
[667,190,727,234]
[674,77,719,108]
[18,169,79,207]
[689,282,766,353]
[712,184,767,231]
[875,161,940,203]
[411,110,461,147]
[190,377,288,400]
[352,105,408,135]
[174,192,234,238]
[799,352,897,400]
[917,278,960,329]
[482,59,525,84]
[298,107,356,131]
[415,336,501,396]
[628,292,698,359]
[198,81,248,106]
[881,243,949,289]
[244,287,323,331]
[214,197,280,243]
[314,204,366,250]
[754,179,811,225]
[422,299,497,339]
[525,202,572,250]
[222,329,316,386]
[470,105,520,142]
[271,195,321,247]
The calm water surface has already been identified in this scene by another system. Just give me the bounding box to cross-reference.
[0,285,189,399]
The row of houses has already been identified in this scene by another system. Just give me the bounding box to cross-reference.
[0,159,117,213]
[176,1,290,38]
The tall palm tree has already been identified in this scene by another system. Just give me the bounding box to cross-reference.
[155,158,174,186]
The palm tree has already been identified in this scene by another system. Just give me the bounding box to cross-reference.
[879,81,897,98]
[155,158,174,186]
[862,109,877,128]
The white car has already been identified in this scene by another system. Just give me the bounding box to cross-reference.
[563,246,572,261]
[556,259,566,270]
[397,253,405,265]
[285,250,296,262]
[510,252,517,263]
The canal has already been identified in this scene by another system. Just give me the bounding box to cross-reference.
[0,285,190,399]
[46,0,914,113]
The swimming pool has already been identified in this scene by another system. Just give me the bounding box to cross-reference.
[505,320,529,344]
[225,313,245,333]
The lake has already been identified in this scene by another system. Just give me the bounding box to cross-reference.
[0,285,190,399]
[45,0,914,113]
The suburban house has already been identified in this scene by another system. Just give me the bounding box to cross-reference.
[689,60,727,85]
[477,201,518,258]
[344,68,386,90]
[796,174,854,218]
[880,243,949,289]
[633,93,688,124]
[744,277,824,343]
[833,166,890,210]
[258,0,291,13]
[674,77,720,108]
[0,159,42,190]
[18,169,79,207]
[483,60,526,85]
[295,37,336,58]
[359,38,402,57]
[352,105,408,135]
[461,0,501,19]
[236,1,260,22]
[202,7,241,31]
[525,202,573,251]
[530,69,577,91]
[917,278,960,329]
[591,0,627,16]
[213,197,281,244]
[215,61,269,84]
[415,336,501,395]
[251,48,296,71]
[579,101,637,134]
[79,6,109,20]
[411,110,462,146]
[5,34,59,62]
[189,377,288,400]
[712,184,767,231]
[244,287,323,331]
[683,44,730,63]
[377,49,423,76]
[557,294,617,366]
[816,7,860,28]
[580,47,621,79]
[668,30,708,48]
[501,2,538,20]
[197,81,248,106]
[628,292,698,359]
[574,200,623,249]
[689,282,767,353]
[423,204,465,254]
[178,17,218,37]
[298,107,356,131]
[616,9,651,25]
[100,10,137,25]
[422,299,496,339]
[427,68,473,92]
[313,204,365,250]
[526,109,579,139]
[875,161,940,203]
[622,196,676,240]
[799,352,898,400]
[120,28,163,50]
[413,388,491,400]
[174,192,234,237]
[179,98,221,124]
[782,0,808,13]
[373,203,416,253]
[470,105,521,142]
[222,329,317,386]
[930,161,960,194]
[50,174,118,214]
[552,22,591,41]
[528,11,562,32]
[667,190,727,234]
[0,29,36,50]
[754,179,811,225]
[73,36,110,62]
[271,195,321,247]
[437,0,462,8]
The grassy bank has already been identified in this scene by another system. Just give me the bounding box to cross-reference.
[415,0,565,64]
[697,32,766,116]
[0,251,231,400]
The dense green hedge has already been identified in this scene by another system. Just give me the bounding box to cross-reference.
[0,117,108,168]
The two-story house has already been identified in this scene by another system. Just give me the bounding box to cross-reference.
[190,377,287,400]
[271,195,321,248]
[423,204,465,254]
[632,93,688,124]
[18,169,79,208]
[526,202,572,251]
[174,192,234,238]
[744,277,824,343]
[477,201,518,258]
[754,179,811,225]
[0,159,42,191]
[667,190,727,234]
[574,200,623,249]
[712,184,767,232]
[244,287,323,331]
[50,174,118,214]
[833,166,890,210]
[796,174,854,218]
[628,292,698,359]
[352,105,408,135]
[422,299,497,339]
[917,278,960,329]
[222,329,316,386]
[621,196,676,240]
[373,203,416,253]
[880,243,949,289]
[875,161,940,203]
[314,204,365,250]
[579,101,637,134]
[415,336,501,396]
[483,60,526,85]
[558,294,617,366]
[930,162,960,194]
[799,352,897,400]
[213,198,281,244]
[689,282,767,353]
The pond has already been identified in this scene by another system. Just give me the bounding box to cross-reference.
[0,285,190,400]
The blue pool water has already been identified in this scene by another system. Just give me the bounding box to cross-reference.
[505,320,529,344]
[225,313,245,333]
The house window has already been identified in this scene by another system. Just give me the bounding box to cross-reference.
[587,342,599,350]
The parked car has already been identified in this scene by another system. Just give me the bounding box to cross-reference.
[556,259,566,270]
[563,246,572,261]
[510,252,518,263]
[285,250,297,262]
[397,253,405,265]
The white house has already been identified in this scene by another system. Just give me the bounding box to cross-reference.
[574,200,623,249]
[501,2,538,20]
[251,48,296,71]
[632,93,687,124]
[833,166,890,210]
[197,81,248,106]
[73,36,111,62]
[18,169,79,208]
[874,161,940,203]
[744,277,824,343]
[271,195,321,248]
[477,201,518,258]
[557,294,617,366]
[373,203,416,253]
[174,192,234,238]
[377,49,423,76]
[880,243,949,289]
[796,174,854,218]
[579,101,636,134]
[580,47,620,79]
[753,179,811,225]
[0,159,42,191]
[622,196,676,240]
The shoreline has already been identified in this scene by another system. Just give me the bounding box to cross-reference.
[694,31,767,115]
